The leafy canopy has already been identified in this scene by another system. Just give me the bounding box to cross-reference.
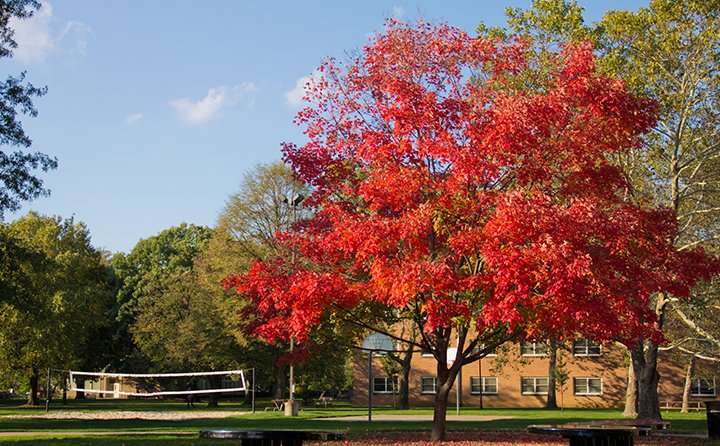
[229,20,716,353]
[0,0,56,218]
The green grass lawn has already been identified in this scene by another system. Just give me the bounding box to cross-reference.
[0,398,715,445]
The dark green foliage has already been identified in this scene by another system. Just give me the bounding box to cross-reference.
[110,223,213,372]
[0,213,115,404]
[0,0,56,218]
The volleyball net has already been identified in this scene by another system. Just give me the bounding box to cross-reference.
[67,369,247,398]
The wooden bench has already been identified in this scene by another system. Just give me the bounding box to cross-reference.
[199,429,344,446]
[660,400,704,411]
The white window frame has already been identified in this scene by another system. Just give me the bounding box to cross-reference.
[521,341,548,357]
[691,378,716,397]
[573,377,603,396]
[372,376,398,394]
[521,377,549,395]
[421,376,437,394]
[572,339,602,357]
[421,349,434,357]
[471,344,498,357]
[470,376,498,395]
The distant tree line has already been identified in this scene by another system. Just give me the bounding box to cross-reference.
[0,162,352,406]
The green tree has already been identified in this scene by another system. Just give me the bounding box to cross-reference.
[600,0,720,419]
[114,223,270,407]
[0,1,57,218]
[0,223,43,307]
[216,161,315,400]
[217,161,311,261]
[0,212,113,405]
[112,223,212,373]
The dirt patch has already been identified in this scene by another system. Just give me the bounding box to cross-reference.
[0,410,249,420]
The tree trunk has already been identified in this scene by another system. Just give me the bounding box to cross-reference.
[633,343,662,420]
[622,355,638,417]
[431,377,452,441]
[627,292,668,420]
[398,347,413,410]
[207,375,221,407]
[28,370,40,406]
[272,364,287,400]
[431,361,460,441]
[546,340,558,409]
[681,356,695,413]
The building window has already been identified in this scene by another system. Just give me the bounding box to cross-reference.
[421,377,437,394]
[421,349,434,357]
[572,339,601,356]
[574,377,602,395]
[373,376,398,394]
[471,344,498,357]
[470,376,498,395]
[691,378,716,397]
[521,377,548,395]
[521,341,548,357]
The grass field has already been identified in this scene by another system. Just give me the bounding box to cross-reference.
[0,398,717,445]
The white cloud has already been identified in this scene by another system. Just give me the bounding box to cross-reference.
[392,6,405,19]
[125,113,144,124]
[9,1,93,64]
[60,21,94,59]
[170,83,259,124]
[285,71,323,108]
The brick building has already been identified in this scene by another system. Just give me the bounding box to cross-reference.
[352,339,717,409]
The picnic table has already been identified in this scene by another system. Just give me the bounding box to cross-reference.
[315,396,333,407]
[528,423,652,446]
[264,399,285,412]
[585,419,670,431]
[199,429,344,446]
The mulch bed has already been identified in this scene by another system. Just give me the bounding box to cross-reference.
[318,431,710,446]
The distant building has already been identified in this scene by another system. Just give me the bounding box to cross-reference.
[352,339,717,409]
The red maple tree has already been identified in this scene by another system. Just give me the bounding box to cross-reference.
[226,21,717,441]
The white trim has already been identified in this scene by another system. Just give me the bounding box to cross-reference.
[472,345,498,357]
[421,376,437,394]
[372,376,398,394]
[470,376,499,395]
[74,387,244,397]
[70,369,244,379]
[521,377,548,395]
[691,377,716,397]
[573,377,603,396]
[572,339,602,357]
[520,341,548,357]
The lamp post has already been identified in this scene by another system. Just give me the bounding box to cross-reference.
[446,346,460,415]
[283,193,304,417]
[478,356,483,409]
[362,333,392,422]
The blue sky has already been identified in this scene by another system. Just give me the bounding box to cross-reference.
[6,1,649,253]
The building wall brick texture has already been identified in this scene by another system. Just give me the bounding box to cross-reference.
[352,341,713,409]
